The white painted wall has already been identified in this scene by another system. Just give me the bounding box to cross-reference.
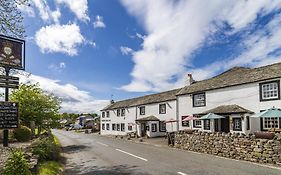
[178,78,281,133]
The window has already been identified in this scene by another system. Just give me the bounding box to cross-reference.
[181,116,189,127]
[106,111,110,118]
[159,121,166,132]
[203,119,210,130]
[117,109,120,116]
[121,123,125,131]
[140,106,145,115]
[102,123,105,130]
[102,112,105,118]
[117,124,120,131]
[193,93,206,107]
[159,104,166,114]
[260,81,280,101]
[128,125,132,131]
[146,125,150,131]
[263,117,279,129]
[151,123,157,132]
[106,123,110,130]
[246,116,250,130]
[193,115,201,128]
[112,124,116,131]
[233,118,242,131]
[121,108,125,116]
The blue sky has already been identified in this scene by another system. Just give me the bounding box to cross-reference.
[17,0,281,113]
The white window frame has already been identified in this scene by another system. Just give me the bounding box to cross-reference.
[151,123,157,132]
[140,106,145,115]
[121,123,125,132]
[106,111,110,118]
[117,109,120,116]
[193,115,202,128]
[263,117,279,129]
[159,104,166,114]
[193,93,206,107]
[106,123,110,130]
[121,108,125,116]
[260,81,279,101]
[233,118,242,131]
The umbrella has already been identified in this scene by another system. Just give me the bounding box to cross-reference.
[251,107,281,118]
[199,113,225,120]
[181,115,199,129]
[164,118,178,132]
[251,107,281,131]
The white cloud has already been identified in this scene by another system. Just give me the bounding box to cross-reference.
[18,73,109,114]
[35,23,84,56]
[32,0,61,23]
[120,0,281,92]
[55,0,90,22]
[93,15,106,28]
[48,62,66,72]
[120,46,134,55]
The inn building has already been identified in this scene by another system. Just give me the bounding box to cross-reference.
[101,62,281,137]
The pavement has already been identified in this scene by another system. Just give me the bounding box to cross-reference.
[53,129,281,175]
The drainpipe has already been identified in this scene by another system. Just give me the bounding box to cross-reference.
[176,96,179,132]
[135,106,138,137]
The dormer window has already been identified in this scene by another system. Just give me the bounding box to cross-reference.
[193,93,206,107]
[260,80,280,101]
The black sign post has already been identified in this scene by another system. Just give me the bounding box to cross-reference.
[0,35,25,147]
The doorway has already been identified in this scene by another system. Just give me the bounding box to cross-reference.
[221,116,230,133]
[141,123,146,137]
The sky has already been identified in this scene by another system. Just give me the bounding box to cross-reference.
[15,0,281,114]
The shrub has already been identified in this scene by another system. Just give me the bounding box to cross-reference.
[32,135,61,162]
[14,126,32,142]
[1,149,32,175]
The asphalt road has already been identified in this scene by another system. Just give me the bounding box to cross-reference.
[53,129,281,175]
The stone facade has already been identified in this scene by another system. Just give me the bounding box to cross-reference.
[174,130,281,164]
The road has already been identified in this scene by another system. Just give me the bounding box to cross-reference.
[53,129,281,175]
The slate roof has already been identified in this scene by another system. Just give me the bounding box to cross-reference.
[201,104,253,114]
[136,115,160,121]
[177,62,281,95]
[102,88,181,110]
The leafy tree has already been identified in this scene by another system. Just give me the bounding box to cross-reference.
[0,0,29,38]
[10,84,61,131]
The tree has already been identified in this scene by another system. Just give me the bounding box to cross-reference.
[0,0,28,38]
[10,84,61,131]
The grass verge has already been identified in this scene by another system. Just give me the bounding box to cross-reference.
[37,161,63,175]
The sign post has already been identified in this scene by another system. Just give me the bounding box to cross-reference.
[0,35,25,147]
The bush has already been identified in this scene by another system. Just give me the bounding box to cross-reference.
[1,149,32,175]
[32,135,61,162]
[14,126,32,142]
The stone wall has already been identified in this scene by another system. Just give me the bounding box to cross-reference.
[174,130,281,164]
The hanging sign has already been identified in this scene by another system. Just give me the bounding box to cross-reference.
[0,35,25,70]
[0,102,19,129]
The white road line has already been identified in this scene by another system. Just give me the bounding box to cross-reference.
[177,172,188,175]
[115,149,148,162]
[97,142,109,147]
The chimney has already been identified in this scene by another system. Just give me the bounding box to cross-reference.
[186,73,195,86]
[110,99,114,104]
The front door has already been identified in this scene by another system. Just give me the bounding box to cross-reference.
[141,123,146,137]
[221,116,230,133]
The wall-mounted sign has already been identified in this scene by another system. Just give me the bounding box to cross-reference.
[0,102,19,129]
[0,35,25,70]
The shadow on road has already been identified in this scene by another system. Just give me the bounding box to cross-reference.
[64,164,151,175]
[62,145,90,154]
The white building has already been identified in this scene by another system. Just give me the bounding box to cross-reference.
[100,89,180,137]
[101,62,281,137]
[177,63,281,134]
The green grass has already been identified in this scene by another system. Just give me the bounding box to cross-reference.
[37,161,63,175]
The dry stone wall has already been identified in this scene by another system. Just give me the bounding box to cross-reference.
[174,130,281,164]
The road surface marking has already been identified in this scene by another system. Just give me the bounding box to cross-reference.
[97,142,109,147]
[178,172,188,175]
[115,149,148,161]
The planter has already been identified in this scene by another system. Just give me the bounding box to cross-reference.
[254,131,274,139]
